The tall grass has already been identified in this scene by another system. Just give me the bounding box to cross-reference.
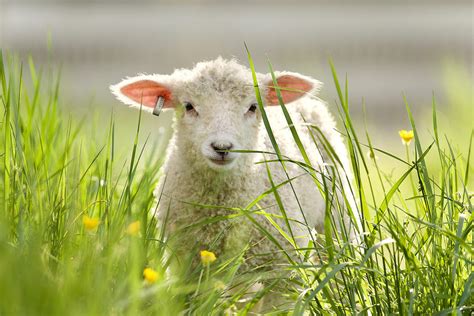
[0,50,472,315]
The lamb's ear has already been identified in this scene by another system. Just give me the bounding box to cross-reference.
[110,75,174,112]
[265,72,321,106]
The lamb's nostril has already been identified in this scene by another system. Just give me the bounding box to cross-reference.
[211,142,233,157]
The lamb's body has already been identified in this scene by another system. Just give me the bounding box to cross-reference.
[111,57,358,308]
[155,96,353,269]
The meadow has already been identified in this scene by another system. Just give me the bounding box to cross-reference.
[0,50,472,315]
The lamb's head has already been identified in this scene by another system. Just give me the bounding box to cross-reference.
[110,58,320,171]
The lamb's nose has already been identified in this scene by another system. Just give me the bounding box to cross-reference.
[211,142,233,158]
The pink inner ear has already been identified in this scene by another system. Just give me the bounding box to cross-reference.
[266,75,313,105]
[120,80,172,108]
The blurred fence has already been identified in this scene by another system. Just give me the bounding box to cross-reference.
[0,0,472,129]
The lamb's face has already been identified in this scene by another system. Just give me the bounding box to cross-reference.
[110,57,319,172]
[174,74,261,171]
[179,101,260,170]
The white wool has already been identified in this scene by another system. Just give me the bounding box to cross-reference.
[111,57,360,307]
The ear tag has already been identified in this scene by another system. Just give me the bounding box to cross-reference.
[153,96,165,116]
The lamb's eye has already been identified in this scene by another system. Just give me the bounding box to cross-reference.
[248,103,257,113]
[183,102,198,117]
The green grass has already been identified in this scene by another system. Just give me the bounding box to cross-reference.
[0,50,472,315]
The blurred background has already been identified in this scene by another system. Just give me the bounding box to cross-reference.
[0,0,472,150]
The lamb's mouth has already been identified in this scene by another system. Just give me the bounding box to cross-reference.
[208,158,234,166]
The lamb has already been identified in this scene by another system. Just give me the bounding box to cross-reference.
[110,57,360,310]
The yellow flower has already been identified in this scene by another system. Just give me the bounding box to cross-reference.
[83,215,100,231]
[143,267,159,284]
[126,221,141,236]
[200,250,217,265]
[398,130,414,145]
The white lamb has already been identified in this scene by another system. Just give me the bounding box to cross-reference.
[111,57,360,310]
